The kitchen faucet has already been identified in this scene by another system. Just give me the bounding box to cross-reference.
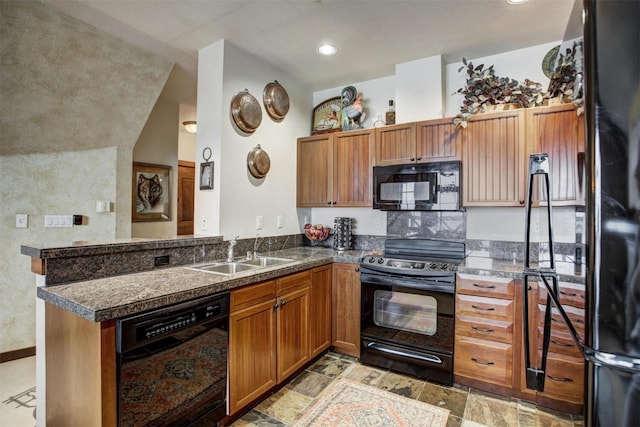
[253,234,261,259]
[227,236,238,262]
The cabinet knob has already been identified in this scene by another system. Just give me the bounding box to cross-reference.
[416,156,422,160]
[519,200,525,205]
[273,303,279,310]
[355,268,360,272]
[327,201,332,205]
[280,300,286,306]
[410,157,415,161]
[333,201,337,205]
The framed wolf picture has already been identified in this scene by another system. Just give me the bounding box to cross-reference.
[132,162,171,221]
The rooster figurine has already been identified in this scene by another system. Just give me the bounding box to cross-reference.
[341,86,366,130]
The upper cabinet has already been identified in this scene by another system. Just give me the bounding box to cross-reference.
[375,119,461,166]
[462,109,528,207]
[526,104,586,206]
[297,129,374,207]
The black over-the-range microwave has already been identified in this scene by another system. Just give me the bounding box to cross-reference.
[372,161,461,211]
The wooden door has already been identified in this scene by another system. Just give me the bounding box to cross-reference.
[331,263,361,358]
[309,265,332,358]
[462,110,527,207]
[296,134,333,207]
[333,129,374,207]
[177,161,195,235]
[374,123,416,165]
[228,299,277,414]
[416,118,462,161]
[526,104,586,205]
[276,287,309,382]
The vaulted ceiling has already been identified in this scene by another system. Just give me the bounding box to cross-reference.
[42,0,577,105]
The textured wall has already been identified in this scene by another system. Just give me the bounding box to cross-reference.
[0,1,172,353]
[0,1,173,155]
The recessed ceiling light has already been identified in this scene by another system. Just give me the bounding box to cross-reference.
[317,44,337,56]
[507,0,529,4]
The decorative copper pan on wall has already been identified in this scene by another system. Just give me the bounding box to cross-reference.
[231,89,262,134]
[247,144,271,179]
[263,80,290,122]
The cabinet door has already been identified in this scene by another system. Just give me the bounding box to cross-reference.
[416,118,462,161]
[277,287,309,382]
[527,104,586,205]
[229,299,277,415]
[309,265,332,358]
[297,134,333,207]
[333,129,374,206]
[462,110,527,206]
[331,263,361,357]
[375,123,416,165]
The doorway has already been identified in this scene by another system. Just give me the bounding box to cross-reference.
[177,160,195,235]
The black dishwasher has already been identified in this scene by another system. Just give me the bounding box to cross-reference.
[116,291,229,427]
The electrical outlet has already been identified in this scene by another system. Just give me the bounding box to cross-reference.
[154,255,170,267]
[16,214,28,228]
[277,215,284,228]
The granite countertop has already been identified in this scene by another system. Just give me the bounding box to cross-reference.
[37,247,369,323]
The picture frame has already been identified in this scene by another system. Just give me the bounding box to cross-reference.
[311,96,342,135]
[132,162,171,222]
[200,161,214,190]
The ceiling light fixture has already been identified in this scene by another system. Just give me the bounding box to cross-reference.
[507,0,529,4]
[317,44,337,56]
[182,121,197,133]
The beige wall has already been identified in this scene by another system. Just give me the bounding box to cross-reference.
[0,1,172,353]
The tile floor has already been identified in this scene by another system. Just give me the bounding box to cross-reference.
[0,353,584,427]
[231,352,585,427]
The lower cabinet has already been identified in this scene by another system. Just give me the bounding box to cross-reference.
[331,263,361,357]
[456,273,585,414]
[229,267,332,416]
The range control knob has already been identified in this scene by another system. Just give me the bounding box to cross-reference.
[377,258,384,264]
[369,257,376,263]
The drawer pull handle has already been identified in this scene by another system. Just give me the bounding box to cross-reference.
[471,326,495,333]
[560,290,578,297]
[547,375,573,383]
[472,305,496,311]
[473,283,496,289]
[471,358,495,366]
[553,317,584,325]
[551,339,574,348]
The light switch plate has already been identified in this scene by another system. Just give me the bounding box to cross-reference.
[16,214,28,228]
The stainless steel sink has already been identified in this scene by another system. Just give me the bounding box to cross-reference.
[188,256,294,275]
[238,256,294,267]
[193,262,259,275]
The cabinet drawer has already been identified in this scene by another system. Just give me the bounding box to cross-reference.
[456,294,514,322]
[231,280,276,312]
[277,270,311,296]
[456,274,515,299]
[537,304,585,336]
[456,315,513,344]
[455,336,513,387]
[541,353,585,403]
[537,327,582,358]
[538,282,585,309]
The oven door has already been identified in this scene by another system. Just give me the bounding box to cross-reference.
[360,273,454,384]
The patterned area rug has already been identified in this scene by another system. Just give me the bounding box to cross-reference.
[294,378,449,427]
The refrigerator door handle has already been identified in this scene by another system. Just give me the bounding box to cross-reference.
[588,349,640,373]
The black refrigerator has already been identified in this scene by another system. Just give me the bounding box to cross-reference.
[523,1,639,426]
[582,0,640,426]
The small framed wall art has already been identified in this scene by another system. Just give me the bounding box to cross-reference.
[311,96,342,135]
[200,161,214,190]
[132,162,171,222]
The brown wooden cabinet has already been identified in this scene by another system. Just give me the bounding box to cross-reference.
[461,109,528,207]
[526,104,586,206]
[454,274,516,389]
[297,129,374,207]
[375,119,461,166]
[229,270,311,415]
[309,265,332,358]
[331,263,361,357]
